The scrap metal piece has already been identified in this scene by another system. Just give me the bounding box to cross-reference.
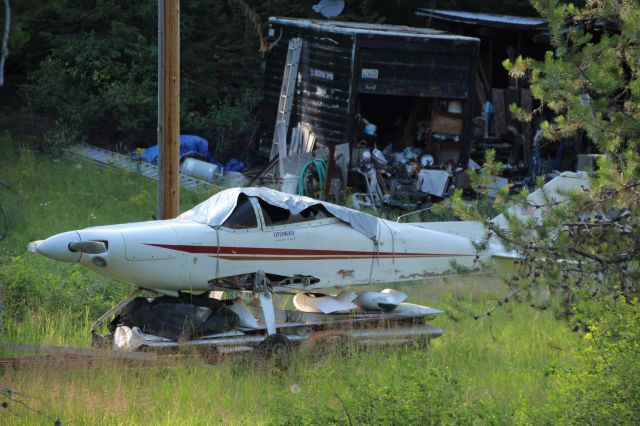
[259,291,276,335]
[91,288,143,334]
[255,271,277,335]
[228,299,261,329]
[355,288,407,311]
[392,303,444,316]
[292,291,357,314]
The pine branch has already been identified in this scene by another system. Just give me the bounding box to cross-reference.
[226,0,281,54]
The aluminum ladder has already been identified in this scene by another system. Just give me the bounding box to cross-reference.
[64,143,213,193]
[270,38,303,179]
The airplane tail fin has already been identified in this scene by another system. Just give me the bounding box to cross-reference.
[413,172,590,237]
[490,171,590,230]
[412,172,590,269]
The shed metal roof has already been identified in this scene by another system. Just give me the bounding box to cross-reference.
[269,17,480,42]
[416,9,547,31]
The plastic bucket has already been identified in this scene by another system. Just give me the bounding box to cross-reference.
[282,173,299,194]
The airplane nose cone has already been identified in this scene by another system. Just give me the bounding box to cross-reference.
[32,231,82,263]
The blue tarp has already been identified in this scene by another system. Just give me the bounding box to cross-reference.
[209,158,247,173]
[134,135,247,172]
[136,135,211,164]
[224,158,246,172]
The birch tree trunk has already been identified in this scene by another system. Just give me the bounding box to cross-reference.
[0,0,10,87]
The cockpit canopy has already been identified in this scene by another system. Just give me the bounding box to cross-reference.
[215,194,333,229]
[178,187,379,240]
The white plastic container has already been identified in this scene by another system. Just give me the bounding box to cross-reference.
[282,173,299,194]
[224,171,249,188]
[447,100,463,114]
[180,158,222,182]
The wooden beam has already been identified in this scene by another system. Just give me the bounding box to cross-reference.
[158,0,180,219]
[475,77,487,106]
[491,88,507,137]
[477,62,491,98]
[0,343,158,361]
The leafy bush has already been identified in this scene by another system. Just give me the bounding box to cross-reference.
[20,0,261,156]
[38,120,86,156]
[182,96,258,161]
[541,299,640,425]
[23,15,157,145]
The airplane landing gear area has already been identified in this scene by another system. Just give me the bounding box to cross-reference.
[258,333,294,366]
[94,291,442,363]
[1,292,442,370]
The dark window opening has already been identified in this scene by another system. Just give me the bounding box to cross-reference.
[222,194,257,229]
[299,205,331,221]
[258,199,332,227]
[258,199,290,226]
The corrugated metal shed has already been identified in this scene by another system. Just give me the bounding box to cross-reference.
[414,8,549,157]
[260,17,480,162]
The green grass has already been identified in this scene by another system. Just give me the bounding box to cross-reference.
[0,133,582,424]
[0,132,209,339]
[0,289,577,425]
[1,288,578,425]
[0,133,206,253]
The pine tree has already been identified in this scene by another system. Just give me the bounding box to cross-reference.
[462,2,640,421]
[495,0,640,302]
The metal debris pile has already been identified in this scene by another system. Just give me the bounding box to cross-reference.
[111,289,443,353]
[351,141,476,211]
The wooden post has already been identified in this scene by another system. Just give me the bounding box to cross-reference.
[158,0,180,219]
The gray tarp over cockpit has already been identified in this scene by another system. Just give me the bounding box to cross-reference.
[178,187,380,240]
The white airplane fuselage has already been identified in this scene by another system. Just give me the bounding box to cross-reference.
[31,173,590,295]
[36,216,487,293]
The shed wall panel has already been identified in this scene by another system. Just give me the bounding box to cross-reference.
[261,24,354,149]
[355,38,477,98]
[260,18,479,152]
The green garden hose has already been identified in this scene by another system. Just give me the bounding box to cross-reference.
[298,159,327,199]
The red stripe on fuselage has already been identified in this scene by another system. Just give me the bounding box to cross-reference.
[146,243,473,258]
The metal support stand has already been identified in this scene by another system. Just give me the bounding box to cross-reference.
[91,288,142,334]
[253,271,276,335]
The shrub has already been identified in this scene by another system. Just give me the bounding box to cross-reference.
[541,299,640,425]
[38,120,86,156]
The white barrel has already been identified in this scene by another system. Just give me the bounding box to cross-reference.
[180,158,222,182]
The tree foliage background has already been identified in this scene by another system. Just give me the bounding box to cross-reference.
[455,1,639,423]
[1,0,638,422]
[1,0,537,157]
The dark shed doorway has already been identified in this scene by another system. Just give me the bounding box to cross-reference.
[356,94,432,151]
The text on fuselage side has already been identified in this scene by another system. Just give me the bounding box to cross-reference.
[273,230,295,239]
